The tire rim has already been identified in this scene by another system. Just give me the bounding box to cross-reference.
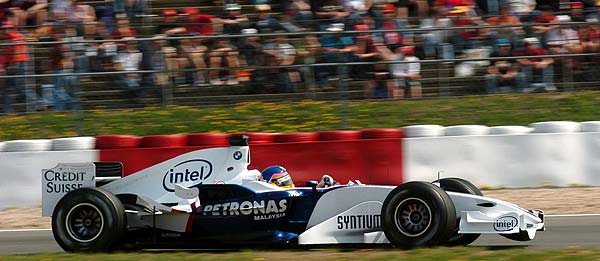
[394,197,432,237]
[65,203,104,243]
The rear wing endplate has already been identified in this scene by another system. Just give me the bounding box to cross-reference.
[42,163,96,217]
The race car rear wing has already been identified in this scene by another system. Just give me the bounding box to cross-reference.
[42,162,122,216]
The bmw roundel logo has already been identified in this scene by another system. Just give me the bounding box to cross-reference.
[233,151,243,160]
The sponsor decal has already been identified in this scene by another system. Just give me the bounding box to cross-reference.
[233,151,243,160]
[43,169,87,193]
[202,199,288,221]
[494,216,518,232]
[288,191,301,197]
[337,214,381,230]
[162,159,213,192]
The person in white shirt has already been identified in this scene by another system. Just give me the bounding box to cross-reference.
[113,37,143,106]
[264,33,298,93]
[546,15,583,55]
[390,46,421,98]
[421,7,454,60]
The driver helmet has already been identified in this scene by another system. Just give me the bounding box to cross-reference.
[261,165,295,188]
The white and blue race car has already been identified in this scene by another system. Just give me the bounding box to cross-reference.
[42,136,544,252]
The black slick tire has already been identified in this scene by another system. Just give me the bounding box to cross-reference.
[52,187,126,252]
[381,181,456,248]
[437,177,483,246]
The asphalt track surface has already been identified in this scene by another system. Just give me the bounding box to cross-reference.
[0,215,599,255]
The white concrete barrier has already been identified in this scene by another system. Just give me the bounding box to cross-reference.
[404,133,597,188]
[0,142,4,152]
[580,121,600,132]
[444,125,490,136]
[51,137,96,151]
[530,121,580,133]
[403,125,444,138]
[2,139,52,152]
[0,150,98,210]
[488,126,533,135]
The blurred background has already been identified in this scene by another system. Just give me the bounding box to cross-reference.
[0,0,600,139]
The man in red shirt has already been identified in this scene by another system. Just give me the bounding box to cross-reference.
[1,20,37,113]
[377,4,413,51]
[182,8,215,36]
[516,37,556,92]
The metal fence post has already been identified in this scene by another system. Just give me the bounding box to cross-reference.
[338,64,349,129]
[563,57,574,92]
[26,47,35,113]
[162,48,173,106]
[305,61,317,99]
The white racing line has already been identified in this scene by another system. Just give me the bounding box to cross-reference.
[0,214,599,233]
[0,228,52,233]
[545,214,600,217]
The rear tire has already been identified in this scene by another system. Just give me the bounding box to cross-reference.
[381,182,456,248]
[437,178,482,246]
[52,187,126,252]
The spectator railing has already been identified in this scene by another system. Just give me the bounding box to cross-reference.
[0,21,599,113]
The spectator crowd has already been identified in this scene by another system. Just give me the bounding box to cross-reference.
[0,0,599,112]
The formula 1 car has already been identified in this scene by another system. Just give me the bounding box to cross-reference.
[42,136,544,252]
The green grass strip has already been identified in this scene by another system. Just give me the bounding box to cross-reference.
[1,91,600,140]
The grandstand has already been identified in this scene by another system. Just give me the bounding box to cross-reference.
[1,0,600,111]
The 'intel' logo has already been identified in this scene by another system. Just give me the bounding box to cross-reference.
[162,159,213,192]
[493,216,518,232]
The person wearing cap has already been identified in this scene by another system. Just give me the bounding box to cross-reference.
[387,46,421,98]
[485,38,526,93]
[312,0,349,31]
[343,0,374,26]
[239,28,267,84]
[505,0,536,14]
[183,8,216,37]
[155,9,181,36]
[344,0,373,12]
[321,23,354,83]
[450,6,487,54]
[152,9,187,86]
[516,37,556,92]
[532,5,559,41]
[545,15,583,54]
[220,3,249,36]
[350,24,378,81]
[570,1,586,22]
[377,4,412,51]
[285,0,313,29]
[253,4,279,33]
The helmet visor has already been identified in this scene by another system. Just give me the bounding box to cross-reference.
[269,173,294,188]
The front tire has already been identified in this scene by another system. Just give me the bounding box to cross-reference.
[52,187,126,252]
[437,178,482,246]
[381,182,456,248]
